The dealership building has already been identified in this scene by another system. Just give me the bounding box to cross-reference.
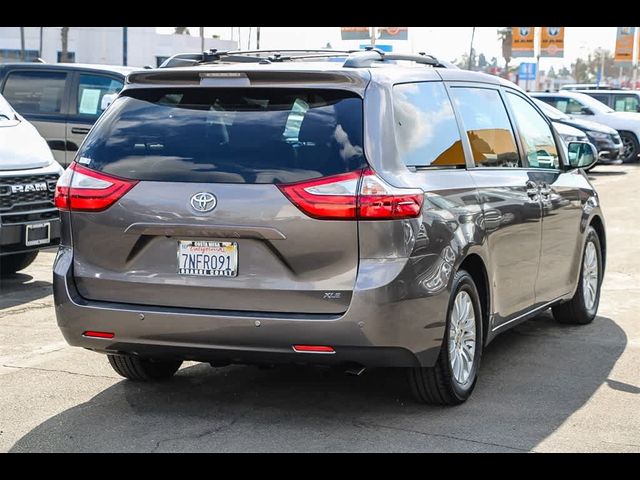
[0,27,237,67]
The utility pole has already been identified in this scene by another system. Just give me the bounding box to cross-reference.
[19,27,25,61]
[122,27,128,66]
[39,27,43,59]
[200,27,204,52]
[256,27,260,50]
[535,27,541,91]
[467,27,476,70]
[371,27,377,47]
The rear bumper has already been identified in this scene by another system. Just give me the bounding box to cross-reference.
[53,247,449,368]
[0,217,60,255]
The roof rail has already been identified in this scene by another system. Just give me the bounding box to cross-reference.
[159,49,355,68]
[158,48,456,70]
[343,48,454,69]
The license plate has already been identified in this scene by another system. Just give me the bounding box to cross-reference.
[25,222,50,247]
[177,241,238,277]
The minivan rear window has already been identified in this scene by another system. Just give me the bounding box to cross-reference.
[77,88,366,184]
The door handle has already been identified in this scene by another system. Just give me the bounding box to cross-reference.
[525,181,539,199]
[71,127,90,134]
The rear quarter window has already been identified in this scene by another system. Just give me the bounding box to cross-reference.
[78,88,366,184]
[392,82,465,168]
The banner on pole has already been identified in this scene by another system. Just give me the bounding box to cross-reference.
[378,27,409,41]
[615,27,635,64]
[512,27,535,58]
[340,27,371,40]
[540,27,565,58]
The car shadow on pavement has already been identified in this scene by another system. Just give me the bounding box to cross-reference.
[0,274,52,310]
[9,312,626,452]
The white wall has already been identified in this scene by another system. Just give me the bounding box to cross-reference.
[0,27,237,67]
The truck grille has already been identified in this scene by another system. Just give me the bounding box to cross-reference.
[0,174,59,216]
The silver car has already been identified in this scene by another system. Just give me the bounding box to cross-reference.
[53,50,606,405]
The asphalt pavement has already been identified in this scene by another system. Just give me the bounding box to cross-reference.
[1,164,639,452]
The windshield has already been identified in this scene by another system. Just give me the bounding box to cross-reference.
[534,99,568,121]
[572,92,615,113]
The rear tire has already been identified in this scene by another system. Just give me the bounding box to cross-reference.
[107,355,182,381]
[619,132,639,163]
[552,226,602,325]
[408,270,483,405]
[0,251,38,277]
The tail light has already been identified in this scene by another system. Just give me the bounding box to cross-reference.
[54,163,138,212]
[278,168,423,220]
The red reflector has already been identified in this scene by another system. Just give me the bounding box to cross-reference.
[292,345,335,353]
[83,331,115,339]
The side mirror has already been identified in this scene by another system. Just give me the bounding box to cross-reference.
[100,93,118,112]
[567,141,598,170]
[580,106,594,115]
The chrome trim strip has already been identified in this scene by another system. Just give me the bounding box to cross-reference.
[491,296,567,333]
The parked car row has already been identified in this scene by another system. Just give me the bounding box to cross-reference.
[531,90,640,163]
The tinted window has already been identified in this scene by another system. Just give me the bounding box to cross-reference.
[613,94,640,112]
[78,88,366,184]
[546,97,588,115]
[393,82,464,167]
[588,93,609,105]
[77,74,124,117]
[2,70,67,114]
[506,92,560,169]
[450,87,519,167]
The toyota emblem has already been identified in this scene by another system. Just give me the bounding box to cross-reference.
[190,192,217,213]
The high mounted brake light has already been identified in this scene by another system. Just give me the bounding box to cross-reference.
[54,163,138,212]
[277,168,423,220]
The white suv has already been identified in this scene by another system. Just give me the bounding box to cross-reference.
[532,91,640,162]
[0,94,63,276]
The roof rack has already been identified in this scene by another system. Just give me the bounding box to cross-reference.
[342,48,454,69]
[158,48,455,70]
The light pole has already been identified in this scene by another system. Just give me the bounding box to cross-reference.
[467,27,476,70]
[19,27,25,61]
[122,27,128,66]
[200,27,204,52]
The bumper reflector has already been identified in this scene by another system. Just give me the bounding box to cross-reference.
[292,345,335,354]
[83,331,115,339]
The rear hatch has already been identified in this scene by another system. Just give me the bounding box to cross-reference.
[63,86,367,314]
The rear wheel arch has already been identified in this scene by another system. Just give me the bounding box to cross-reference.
[458,254,490,345]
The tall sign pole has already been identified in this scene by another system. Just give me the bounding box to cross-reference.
[200,27,204,52]
[468,27,476,70]
[535,27,541,91]
[122,27,128,66]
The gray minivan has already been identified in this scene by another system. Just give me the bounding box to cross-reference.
[0,63,137,167]
[53,50,606,405]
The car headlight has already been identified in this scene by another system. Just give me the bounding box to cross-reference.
[586,130,609,140]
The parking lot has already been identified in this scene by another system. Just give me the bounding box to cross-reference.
[0,164,638,453]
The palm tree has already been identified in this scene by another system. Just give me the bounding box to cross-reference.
[60,27,70,63]
[497,27,512,78]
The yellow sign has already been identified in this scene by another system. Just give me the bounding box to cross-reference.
[512,27,535,58]
[540,27,565,58]
[615,27,635,63]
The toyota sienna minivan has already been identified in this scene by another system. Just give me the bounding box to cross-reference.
[53,49,606,405]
